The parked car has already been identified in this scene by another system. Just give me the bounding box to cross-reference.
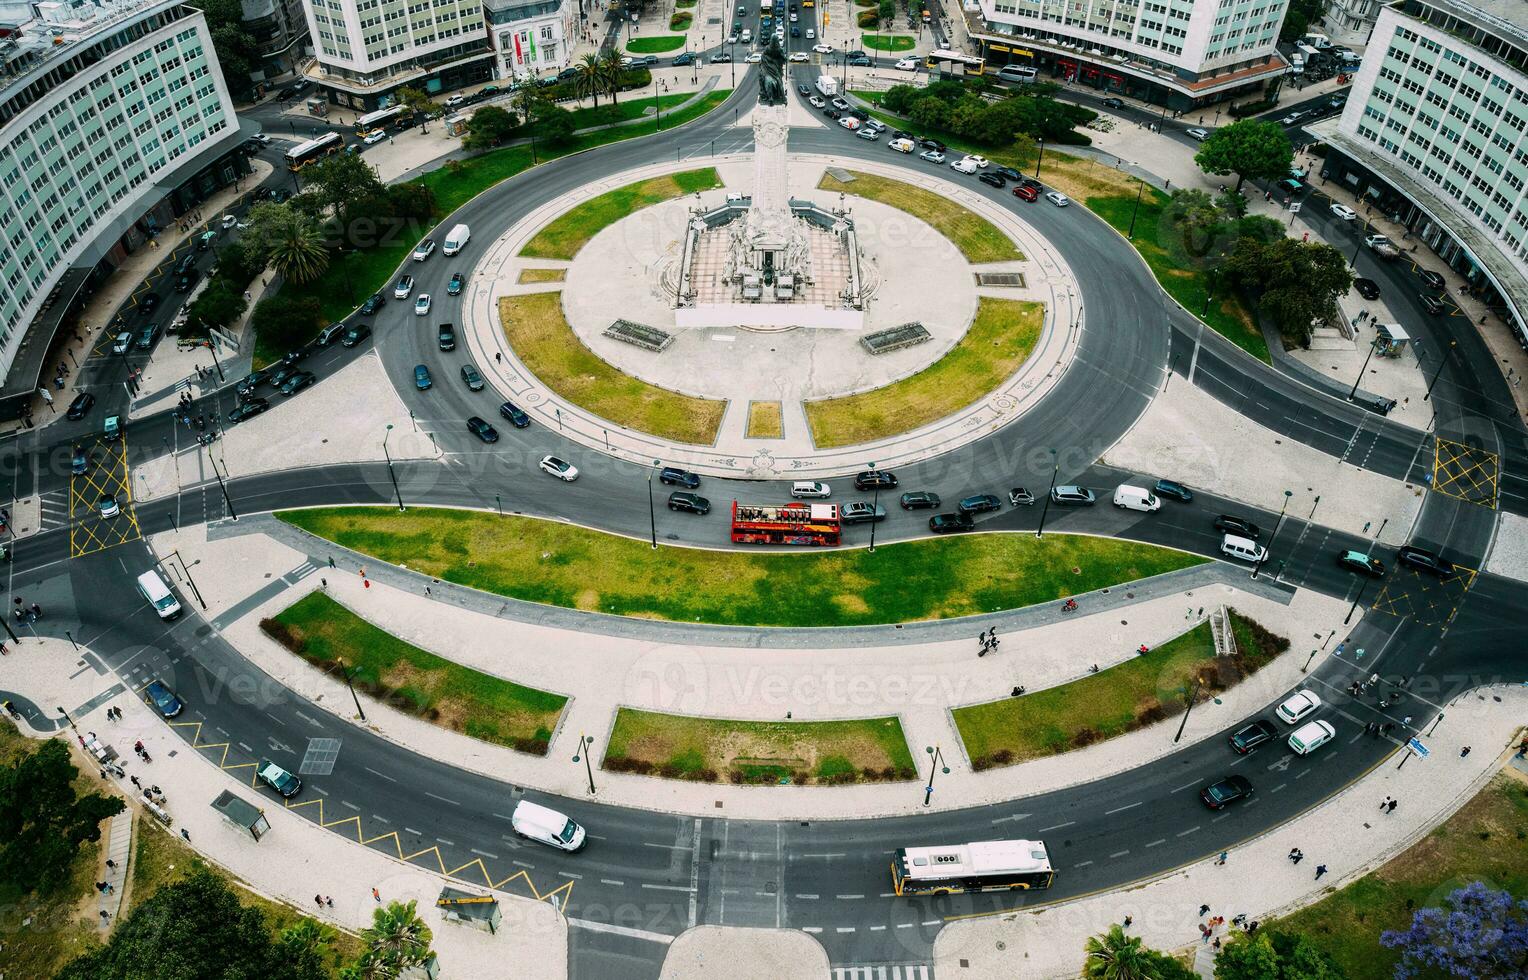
[668,491,711,515]
[920,149,946,164]
[992,166,1024,182]
[1418,269,1446,291]
[539,455,579,481]
[900,491,941,510]
[1100,96,1124,108]
[929,512,976,533]
[1186,127,1210,141]
[1045,191,1071,207]
[279,371,316,396]
[135,323,160,351]
[1008,487,1035,506]
[1419,294,1447,314]
[466,416,499,443]
[1200,775,1253,810]
[227,398,271,424]
[1153,479,1193,502]
[256,760,301,797]
[66,392,95,420]
[1013,184,1039,202]
[340,323,371,348]
[112,331,133,354]
[660,467,701,489]
[1228,719,1278,754]
[460,364,485,391]
[957,494,1003,515]
[1397,545,1454,578]
[854,470,897,491]
[977,172,1006,188]
[358,292,386,315]
[840,502,887,524]
[1050,485,1095,505]
[145,680,184,718]
[1329,203,1358,221]
[1354,278,1381,300]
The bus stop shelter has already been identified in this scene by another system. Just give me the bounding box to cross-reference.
[211,790,270,841]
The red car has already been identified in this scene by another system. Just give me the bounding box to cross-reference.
[1013,184,1039,202]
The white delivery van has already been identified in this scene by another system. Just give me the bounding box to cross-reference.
[1220,534,1266,564]
[1288,720,1336,755]
[816,74,839,98]
[1302,33,1332,50]
[1289,52,1304,73]
[136,569,183,620]
[442,223,470,256]
[1112,484,1160,512]
[511,800,587,851]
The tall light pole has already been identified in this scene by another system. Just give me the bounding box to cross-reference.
[867,462,880,553]
[572,734,597,794]
[1347,337,1381,402]
[1034,137,1045,178]
[336,657,367,721]
[207,446,238,521]
[382,424,404,511]
[1344,577,1371,625]
[1172,679,1202,743]
[648,459,661,549]
[1423,339,1457,401]
[1035,450,1058,538]
[1252,489,1292,580]
[1127,174,1145,239]
[922,744,949,807]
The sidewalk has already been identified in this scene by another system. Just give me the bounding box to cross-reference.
[146,517,1366,822]
[0,637,566,980]
[932,687,1528,978]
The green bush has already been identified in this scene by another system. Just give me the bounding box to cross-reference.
[249,292,326,353]
[669,12,691,29]
[1230,98,1277,118]
[857,10,878,27]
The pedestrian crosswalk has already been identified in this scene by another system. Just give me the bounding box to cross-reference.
[832,964,933,980]
[36,489,71,532]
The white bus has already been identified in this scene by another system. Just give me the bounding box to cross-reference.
[284,132,343,171]
[891,839,1055,896]
[925,49,986,77]
[355,105,407,134]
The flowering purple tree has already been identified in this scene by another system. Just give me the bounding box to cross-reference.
[1380,881,1528,979]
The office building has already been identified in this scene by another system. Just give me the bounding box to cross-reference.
[242,0,311,78]
[485,0,578,83]
[300,0,497,109]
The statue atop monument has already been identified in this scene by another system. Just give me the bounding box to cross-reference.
[759,38,787,106]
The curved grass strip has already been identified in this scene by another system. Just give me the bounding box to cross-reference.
[279,507,1206,627]
[818,168,1023,263]
[521,168,722,260]
[804,297,1043,448]
[498,292,726,444]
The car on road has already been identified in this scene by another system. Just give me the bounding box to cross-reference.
[1280,111,1306,126]
[790,52,809,62]
[711,52,732,63]
[929,512,976,533]
[660,467,702,488]
[98,492,121,519]
[257,760,301,798]
[466,416,499,443]
[978,172,1006,188]
[808,95,826,108]
[888,137,914,153]
[830,97,849,111]
[1397,545,1454,578]
[414,365,432,390]
[791,481,831,498]
[139,292,161,317]
[838,115,861,131]
[279,371,316,396]
[1153,479,1193,502]
[673,52,697,67]
[499,401,531,428]
[235,368,269,395]
[1329,203,1358,221]
[854,470,897,491]
[250,132,271,145]
[1354,278,1381,300]
[1336,549,1385,577]
[145,680,183,717]
[797,83,811,96]
[460,363,485,391]
[1013,183,1039,202]
[447,272,464,296]
[895,57,919,70]
[1288,719,1336,755]
[1008,487,1034,506]
[362,129,387,145]
[668,491,711,515]
[920,149,946,164]
[394,274,414,299]
[135,323,160,351]
[848,55,872,66]
[1100,96,1124,108]
[227,398,271,424]
[899,490,941,510]
[539,455,579,481]
[950,157,979,174]
[957,493,1003,515]
[1277,177,1304,196]
[1200,775,1253,810]
[66,392,95,420]
[1213,514,1260,538]
[112,331,133,354]
[1418,269,1446,291]
[918,137,946,151]
[1419,293,1447,315]
[856,126,879,140]
[174,271,198,293]
[1186,127,1210,141]
[1228,719,1278,753]
[103,414,122,441]
[1276,690,1322,724]
[1050,485,1095,505]
[1045,191,1070,207]
[806,28,815,39]
[840,501,887,524]
[358,292,386,315]
[412,239,436,261]
[824,107,842,120]
[746,52,762,63]
[71,446,89,475]
[438,322,456,351]
[340,323,371,348]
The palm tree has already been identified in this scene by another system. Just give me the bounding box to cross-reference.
[573,52,603,108]
[265,214,329,284]
[598,51,624,107]
[1083,924,1154,980]
[361,899,433,972]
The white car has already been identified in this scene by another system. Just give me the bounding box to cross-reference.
[888,137,915,153]
[393,274,414,299]
[806,28,815,39]
[790,480,831,498]
[789,52,809,62]
[789,11,798,20]
[1045,191,1070,207]
[808,95,825,108]
[1329,203,1358,221]
[445,94,466,108]
[774,27,785,40]
[895,57,919,71]
[746,52,762,63]
[950,157,979,174]
[725,32,738,43]
[540,455,579,481]
[415,294,431,316]
[363,129,387,145]
[98,493,120,519]
[1276,690,1322,724]
[412,239,436,261]
[812,42,832,53]
[838,116,860,130]
[250,132,271,145]
[964,154,989,168]
[1288,720,1336,756]
[920,149,946,164]
[741,29,753,42]
[1186,127,1210,141]
[112,331,133,354]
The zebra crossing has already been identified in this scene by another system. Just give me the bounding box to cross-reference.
[36,489,72,532]
[832,963,933,980]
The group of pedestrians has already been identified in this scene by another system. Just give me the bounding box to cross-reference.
[975,627,1001,657]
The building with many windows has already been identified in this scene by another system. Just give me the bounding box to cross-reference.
[485,0,577,83]
[960,0,1293,110]
[1309,0,1527,348]
[242,0,311,79]
[0,0,251,419]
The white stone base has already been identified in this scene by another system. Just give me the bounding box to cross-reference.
[675,303,865,330]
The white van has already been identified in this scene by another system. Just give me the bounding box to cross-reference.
[511,800,586,852]
[442,223,470,256]
[136,570,183,620]
[1220,534,1266,564]
[1112,484,1160,512]
[1288,720,1336,755]
[1302,33,1332,50]
[791,481,831,498]
[1289,52,1304,73]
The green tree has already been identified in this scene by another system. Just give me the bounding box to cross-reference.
[537,105,578,144]
[0,740,124,895]
[878,0,895,25]
[245,203,330,284]
[358,899,433,974]
[302,152,386,228]
[214,238,266,286]
[385,182,437,223]
[57,868,325,980]
[200,0,261,101]
[573,52,605,108]
[1280,0,1325,42]
[184,278,248,332]
[909,95,951,132]
[1224,236,1353,344]
[463,104,518,150]
[250,293,326,351]
[395,86,439,132]
[278,918,337,979]
[1215,931,1343,979]
[1195,119,1294,194]
[598,51,625,106]
[1084,924,1154,980]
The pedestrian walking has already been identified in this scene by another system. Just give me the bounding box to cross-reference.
[133,740,144,754]
[495,351,503,363]
[315,894,324,907]
[1288,847,1302,864]
[106,859,116,870]
[372,887,381,902]
[130,775,141,788]
[1381,796,1393,811]
[1122,915,1132,928]
[1198,903,1211,916]
[1216,851,1228,866]
[326,896,335,908]
[1315,864,1328,879]
[328,555,336,568]
[1213,937,1222,950]
[100,910,110,922]
[180,828,191,842]
[1402,715,1412,727]
[1200,923,1211,944]
[1461,746,1471,757]
[1388,799,1397,813]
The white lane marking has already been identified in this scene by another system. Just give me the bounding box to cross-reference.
[1109,850,1129,859]
[470,848,498,859]
[567,918,674,944]
[1104,802,1142,815]
[1038,821,1075,833]
[641,883,696,893]
[601,879,625,886]
[424,791,459,805]
[836,894,865,900]
[802,927,823,934]
[559,871,582,879]
[836,927,855,933]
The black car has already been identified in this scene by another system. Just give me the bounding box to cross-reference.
[1101,96,1124,108]
[227,398,270,424]
[1354,278,1380,300]
[673,52,697,66]
[1213,514,1260,538]
[667,491,711,515]
[174,271,199,293]
[135,323,160,350]
[1153,479,1193,502]
[65,392,95,420]
[280,371,316,396]
[825,108,842,120]
[236,369,270,396]
[929,512,976,533]
[900,491,941,510]
[891,130,913,142]
[1336,549,1386,578]
[358,293,386,315]
[848,55,872,66]
[438,322,456,351]
[466,416,499,443]
[659,467,701,488]
[978,173,1006,189]
[341,323,371,348]
[798,83,811,95]
[461,364,485,391]
[919,137,946,152]
[957,493,1003,515]
[499,401,531,428]
[1418,269,1446,291]
[251,186,272,201]
[1419,294,1446,315]
[1050,485,1096,506]
[854,470,898,491]
[270,188,290,204]
[268,365,299,388]
[841,501,887,524]
[139,293,161,317]
[1228,719,1278,754]
[1396,545,1454,578]
[992,166,1023,182]
[1200,775,1253,810]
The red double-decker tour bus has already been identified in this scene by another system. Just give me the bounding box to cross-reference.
[730,501,841,546]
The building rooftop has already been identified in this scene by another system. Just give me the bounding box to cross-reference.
[0,0,171,101]
[1404,0,1528,48]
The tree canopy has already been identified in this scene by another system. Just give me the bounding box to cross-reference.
[1214,931,1343,979]
[1083,924,1197,979]
[0,739,124,894]
[1223,235,1352,344]
[1381,881,1528,980]
[302,153,387,230]
[463,104,519,150]
[1194,120,1294,194]
[880,81,1090,147]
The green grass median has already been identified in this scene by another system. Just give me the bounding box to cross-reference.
[262,591,567,753]
[804,297,1043,448]
[861,34,916,52]
[607,709,916,784]
[818,168,1023,263]
[627,35,687,53]
[279,507,1206,627]
[953,611,1287,766]
[521,167,722,260]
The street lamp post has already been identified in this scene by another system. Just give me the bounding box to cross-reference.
[867,462,880,553]
[58,706,77,734]
[205,336,227,383]
[1034,137,1045,178]
[165,549,207,610]
[1347,337,1381,402]
[648,459,661,549]
[1423,340,1457,401]
[382,424,405,511]
[922,744,950,806]
[1252,489,1292,580]
[1127,175,1145,239]
[207,448,239,521]
[1343,577,1371,624]
[1172,679,1202,743]
[336,657,368,721]
[573,734,597,794]
[1035,451,1059,538]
